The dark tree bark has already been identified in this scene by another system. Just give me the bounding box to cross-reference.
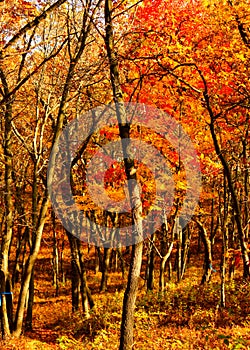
[76,240,94,314]
[104,0,143,348]
[180,226,191,280]
[194,219,213,285]
[67,232,80,313]
[67,232,94,316]
[146,233,155,291]
[25,268,35,331]
[52,213,60,297]
[197,66,250,279]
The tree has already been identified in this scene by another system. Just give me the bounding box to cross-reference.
[119,0,250,280]
[0,0,102,337]
[104,0,144,348]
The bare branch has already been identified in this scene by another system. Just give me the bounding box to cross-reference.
[3,0,68,51]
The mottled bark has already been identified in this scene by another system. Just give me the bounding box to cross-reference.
[104,0,143,349]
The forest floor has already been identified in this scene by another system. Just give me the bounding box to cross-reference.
[0,232,250,350]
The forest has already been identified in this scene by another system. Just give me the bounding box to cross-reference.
[0,0,249,349]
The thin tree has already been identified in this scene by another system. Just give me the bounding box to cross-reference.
[104,0,144,348]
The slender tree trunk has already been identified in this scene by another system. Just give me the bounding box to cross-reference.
[159,242,174,292]
[194,219,213,284]
[67,232,80,312]
[176,224,182,283]
[181,226,191,280]
[104,1,143,349]
[220,226,228,308]
[52,214,60,296]
[0,61,14,337]
[12,227,29,289]
[159,220,174,292]
[25,160,39,331]
[204,87,250,278]
[100,248,111,292]
[76,240,94,315]
[13,197,49,337]
[25,268,35,331]
[67,232,94,316]
[12,169,28,289]
[0,272,13,337]
[220,171,229,307]
[146,233,155,291]
[94,247,100,274]
[60,238,65,284]
[117,247,126,278]
[119,242,143,350]
[242,137,249,241]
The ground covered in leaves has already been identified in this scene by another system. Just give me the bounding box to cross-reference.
[1,239,250,350]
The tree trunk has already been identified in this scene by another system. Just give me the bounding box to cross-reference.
[13,197,49,337]
[60,238,66,284]
[146,233,155,291]
[204,87,250,278]
[159,219,175,292]
[194,219,213,285]
[0,272,13,338]
[117,247,126,278]
[0,60,14,337]
[52,214,60,296]
[220,225,228,308]
[25,267,35,331]
[104,1,143,349]
[181,226,191,280]
[100,248,111,292]
[119,243,143,350]
[176,223,182,283]
[76,240,94,316]
[67,232,94,316]
[159,242,174,292]
[67,232,80,312]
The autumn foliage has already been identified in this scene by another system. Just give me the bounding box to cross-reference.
[0,0,249,349]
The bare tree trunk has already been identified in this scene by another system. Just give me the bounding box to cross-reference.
[242,136,249,241]
[13,197,49,337]
[25,160,39,331]
[25,268,35,331]
[52,213,60,296]
[159,242,174,292]
[202,76,250,278]
[220,171,229,307]
[181,226,191,280]
[146,233,155,291]
[11,169,28,289]
[104,1,143,349]
[159,216,175,292]
[117,247,126,278]
[76,240,94,316]
[0,61,14,337]
[220,226,228,308]
[0,272,13,338]
[67,232,94,316]
[194,219,213,285]
[94,247,101,274]
[60,237,66,284]
[67,232,80,312]
[100,248,111,292]
[176,223,182,283]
